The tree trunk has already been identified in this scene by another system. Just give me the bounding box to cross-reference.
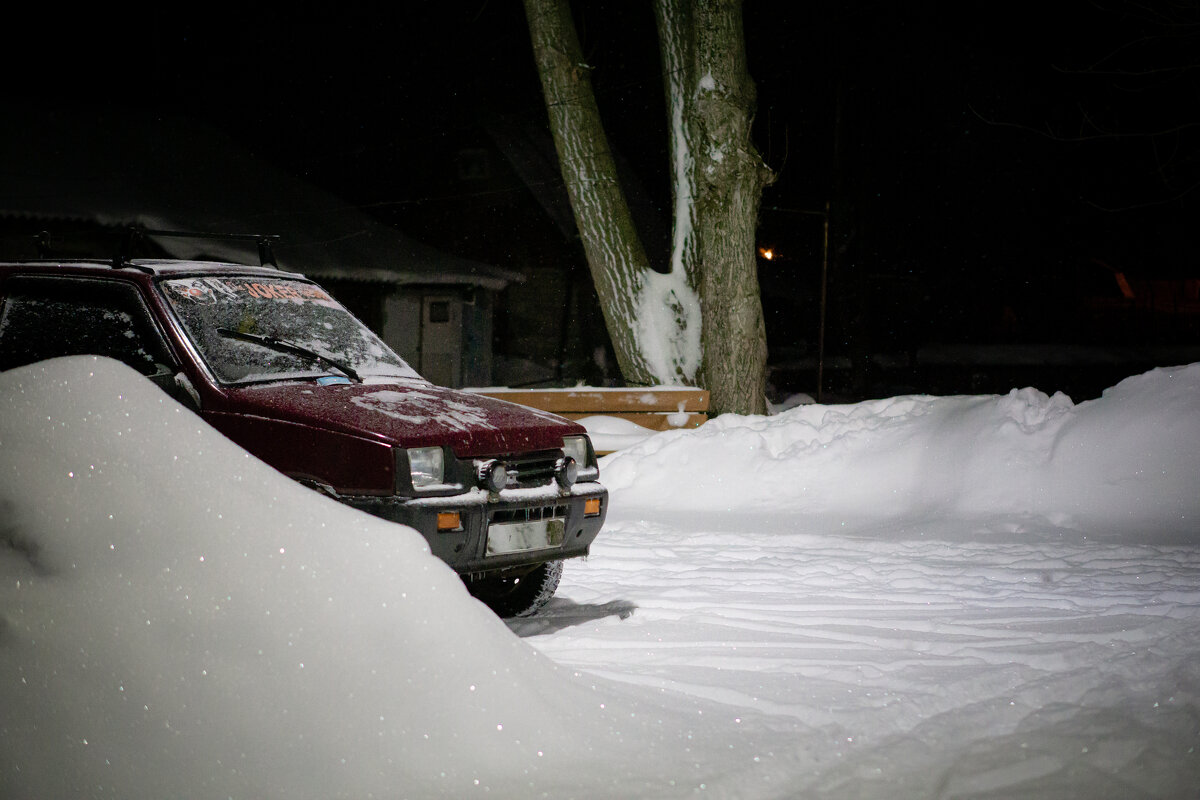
[526,0,770,414]
[657,0,772,415]
[653,0,700,291]
[523,0,659,387]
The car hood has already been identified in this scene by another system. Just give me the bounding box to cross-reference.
[214,379,584,456]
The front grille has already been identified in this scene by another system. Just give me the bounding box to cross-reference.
[491,504,568,525]
[503,450,560,489]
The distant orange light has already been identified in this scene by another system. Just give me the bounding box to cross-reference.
[437,511,462,532]
[759,247,774,261]
[584,498,602,517]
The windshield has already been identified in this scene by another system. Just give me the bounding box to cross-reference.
[161,275,423,385]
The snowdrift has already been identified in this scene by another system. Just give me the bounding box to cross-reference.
[2,355,1198,798]
[0,357,730,799]
[602,364,1200,538]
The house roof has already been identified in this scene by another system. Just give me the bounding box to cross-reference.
[1,106,522,291]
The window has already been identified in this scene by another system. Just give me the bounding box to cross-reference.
[160,275,418,384]
[0,276,172,375]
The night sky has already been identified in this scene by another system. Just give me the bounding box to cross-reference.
[12,1,1200,398]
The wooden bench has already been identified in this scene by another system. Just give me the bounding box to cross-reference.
[469,387,710,449]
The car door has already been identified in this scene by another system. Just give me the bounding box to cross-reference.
[0,274,191,403]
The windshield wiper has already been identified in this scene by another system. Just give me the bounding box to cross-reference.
[216,327,362,383]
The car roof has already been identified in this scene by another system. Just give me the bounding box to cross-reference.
[0,259,307,281]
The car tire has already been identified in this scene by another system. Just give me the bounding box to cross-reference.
[466,560,563,618]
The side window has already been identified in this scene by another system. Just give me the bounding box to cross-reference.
[0,276,173,376]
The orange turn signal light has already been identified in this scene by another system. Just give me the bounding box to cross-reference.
[584,498,602,517]
[437,511,462,532]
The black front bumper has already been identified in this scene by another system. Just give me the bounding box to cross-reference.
[343,482,608,575]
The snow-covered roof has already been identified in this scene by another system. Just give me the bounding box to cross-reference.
[0,106,522,290]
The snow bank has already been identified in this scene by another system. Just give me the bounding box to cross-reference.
[0,357,738,799]
[601,363,1200,538]
[4,356,1199,799]
[574,413,661,453]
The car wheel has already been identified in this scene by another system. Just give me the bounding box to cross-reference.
[466,560,563,618]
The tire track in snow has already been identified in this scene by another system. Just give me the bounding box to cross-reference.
[509,514,1200,796]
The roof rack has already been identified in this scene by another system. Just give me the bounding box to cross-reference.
[112,227,282,269]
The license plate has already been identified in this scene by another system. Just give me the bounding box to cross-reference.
[486,518,565,555]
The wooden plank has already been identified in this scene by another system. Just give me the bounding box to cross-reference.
[558,412,708,431]
[472,387,710,414]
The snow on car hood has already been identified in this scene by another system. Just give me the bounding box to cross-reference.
[216,378,583,455]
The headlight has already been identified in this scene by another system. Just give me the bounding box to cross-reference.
[407,446,444,489]
[561,435,591,468]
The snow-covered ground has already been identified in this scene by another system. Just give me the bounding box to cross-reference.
[2,356,1199,798]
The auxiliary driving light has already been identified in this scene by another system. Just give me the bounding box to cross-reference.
[477,459,508,492]
[554,456,579,489]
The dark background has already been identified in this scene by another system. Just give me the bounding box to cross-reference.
[11,1,1200,401]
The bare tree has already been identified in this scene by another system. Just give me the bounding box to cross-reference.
[524,0,773,415]
[971,1,1200,212]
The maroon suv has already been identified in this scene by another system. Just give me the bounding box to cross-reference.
[0,253,607,617]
